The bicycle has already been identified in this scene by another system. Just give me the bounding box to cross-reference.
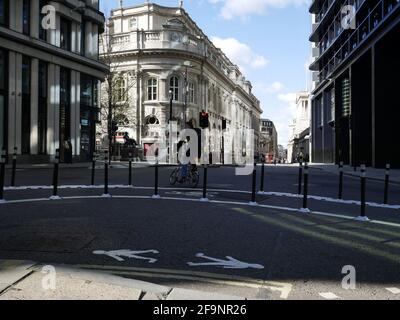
[169,165,200,188]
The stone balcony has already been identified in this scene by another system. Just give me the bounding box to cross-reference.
[107,30,205,57]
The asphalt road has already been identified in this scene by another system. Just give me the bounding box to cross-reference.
[1,165,400,300]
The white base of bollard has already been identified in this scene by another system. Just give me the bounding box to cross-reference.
[101,194,112,198]
[152,194,161,199]
[49,195,62,200]
[200,198,210,202]
[355,216,370,222]
[0,199,6,204]
[299,208,311,214]
[249,201,258,206]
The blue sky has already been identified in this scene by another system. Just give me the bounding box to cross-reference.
[101,0,312,146]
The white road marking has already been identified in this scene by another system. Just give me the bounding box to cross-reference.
[386,287,400,294]
[4,185,400,209]
[319,292,341,300]
[188,253,264,270]
[93,249,159,263]
[2,195,400,229]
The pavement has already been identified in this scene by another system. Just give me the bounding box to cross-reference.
[0,260,244,300]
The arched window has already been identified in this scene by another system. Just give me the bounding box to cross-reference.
[188,82,195,104]
[147,78,158,101]
[114,77,126,102]
[145,115,160,125]
[170,76,179,101]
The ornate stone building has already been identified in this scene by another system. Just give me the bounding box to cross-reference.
[287,91,311,163]
[259,119,278,163]
[0,0,108,163]
[100,2,262,159]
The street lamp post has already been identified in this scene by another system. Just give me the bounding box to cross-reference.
[184,66,188,128]
[168,90,174,164]
[182,61,194,129]
[169,89,173,122]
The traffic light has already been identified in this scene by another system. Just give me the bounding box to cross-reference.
[199,111,209,129]
[111,121,118,135]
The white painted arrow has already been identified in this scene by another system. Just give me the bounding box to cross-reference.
[93,249,159,263]
[188,253,264,270]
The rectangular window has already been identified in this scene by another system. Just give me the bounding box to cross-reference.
[60,18,71,51]
[330,88,335,122]
[60,68,71,161]
[0,49,7,152]
[189,82,195,104]
[0,0,9,27]
[38,61,47,154]
[170,77,179,101]
[115,77,127,102]
[327,87,335,122]
[80,74,98,161]
[81,74,93,107]
[81,21,86,56]
[39,0,48,41]
[147,78,157,101]
[93,80,99,109]
[21,56,31,154]
[0,49,5,91]
[22,0,30,35]
[341,78,350,117]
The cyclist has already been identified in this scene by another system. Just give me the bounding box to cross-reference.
[178,137,190,183]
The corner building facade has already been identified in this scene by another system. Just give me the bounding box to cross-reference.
[309,0,400,168]
[0,0,108,162]
[100,3,262,159]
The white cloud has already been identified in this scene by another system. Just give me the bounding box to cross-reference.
[209,0,309,20]
[278,92,297,106]
[255,81,285,94]
[211,36,269,73]
[276,92,298,144]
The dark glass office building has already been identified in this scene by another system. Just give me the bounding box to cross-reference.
[309,0,400,168]
[0,0,107,163]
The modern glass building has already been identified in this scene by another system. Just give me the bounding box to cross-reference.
[309,0,400,168]
[0,0,108,163]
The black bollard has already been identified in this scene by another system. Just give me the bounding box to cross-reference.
[250,163,257,205]
[11,147,17,187]
[298,162,303,195]
[384,164,390,205]
[260,162,265,193]
[128,152,133,186]
[338,161,344,200]
[302,163,309,212]
[357,164,369,221]
[201,164,209,202]
[103,151,109,197]
[51,149,60,199]
[0,149,6,202]
[91,152,97,186]
[153,159,160,199]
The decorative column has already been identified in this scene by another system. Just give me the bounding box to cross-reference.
[85,21,93,59]
[30,0,40,38]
